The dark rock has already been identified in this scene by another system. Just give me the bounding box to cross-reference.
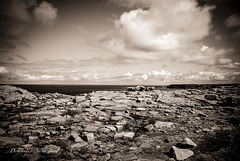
[204,94,217,100]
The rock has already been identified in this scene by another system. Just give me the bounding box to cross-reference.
[22,144,33,148]
[123,132,135,140]
[98,153,111,161]
[136,107,146,111]
[171,146,194,160]
[83,132,95,142]
[69,133,84,143]
[112,153,138,161]
[145,124,154,131]
[198,111,208,117]
[41,145,61,154]
[115,125,124,131]
[204,94,217,100]
[28,136,38,144]
[136,86,146,91]
[0,85,36,103]
[127,87,136,91]
[154,121,174,128]
[111,116,123,121]
[181,138,197,147]
[114,132,135,140]
[85,124,101,132]
[69,142,88,151]
[0,128,6,135]
[73,96,85,103]
[0,136,24,147]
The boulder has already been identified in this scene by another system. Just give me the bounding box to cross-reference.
[0,85,36,103]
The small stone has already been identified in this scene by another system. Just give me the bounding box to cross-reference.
[145,124,154,131]
[22,144,33,148]
[85,124,100,132]
[111,116,123,121]
[114,132,135,140]
[181,138,197,147]
[154,121,174,128]
[123,132,135,140]
[41,145,61,154]
[70,133,84,143]
[204,94,217,100]
[198,112,208,117]
[83,132,95,142]
[28,136,38,144]
[136,107,146,111]
[98,153,111,161]
[115,125,124,131]
[70,142,88,151]
[172,146,194,160]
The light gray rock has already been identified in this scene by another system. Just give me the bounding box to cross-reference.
[172,146,194,160]
[28,136,38,144]
[83,132,95,142]
[70,132,84,143]
[114,132,135,140]
[85,124,101,132]
[69,142,88,151]
[41,145,61,154]
[145,124,154,131]
[111,116,123,121]
[154,121,174,128]
[181,138,197,147]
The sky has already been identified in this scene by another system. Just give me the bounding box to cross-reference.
[0,0,240,85]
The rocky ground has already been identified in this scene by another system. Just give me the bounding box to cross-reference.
[0,85,240,161]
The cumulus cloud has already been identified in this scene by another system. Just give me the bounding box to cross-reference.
[115,0,215,51]
[33,1,58,26]
[225,14,240,28]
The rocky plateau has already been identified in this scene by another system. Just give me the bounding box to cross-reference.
[0,85,240,161]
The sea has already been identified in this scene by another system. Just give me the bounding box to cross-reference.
[7,84,166,96]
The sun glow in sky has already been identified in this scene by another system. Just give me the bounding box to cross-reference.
[0,0,240,84]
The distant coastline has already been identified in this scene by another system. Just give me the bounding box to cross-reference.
[0,84,239,95]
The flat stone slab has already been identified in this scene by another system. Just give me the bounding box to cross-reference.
[172,146,194,160]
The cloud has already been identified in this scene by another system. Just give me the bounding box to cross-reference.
[0,0,35,54]
[114,0,215,51]
[225,14,240,28]
[33,1,58,26]
[201,45,209,51]
[124,72,133,77]
[0,67,9,74]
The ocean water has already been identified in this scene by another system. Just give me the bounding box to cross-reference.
[9,84,164,95]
